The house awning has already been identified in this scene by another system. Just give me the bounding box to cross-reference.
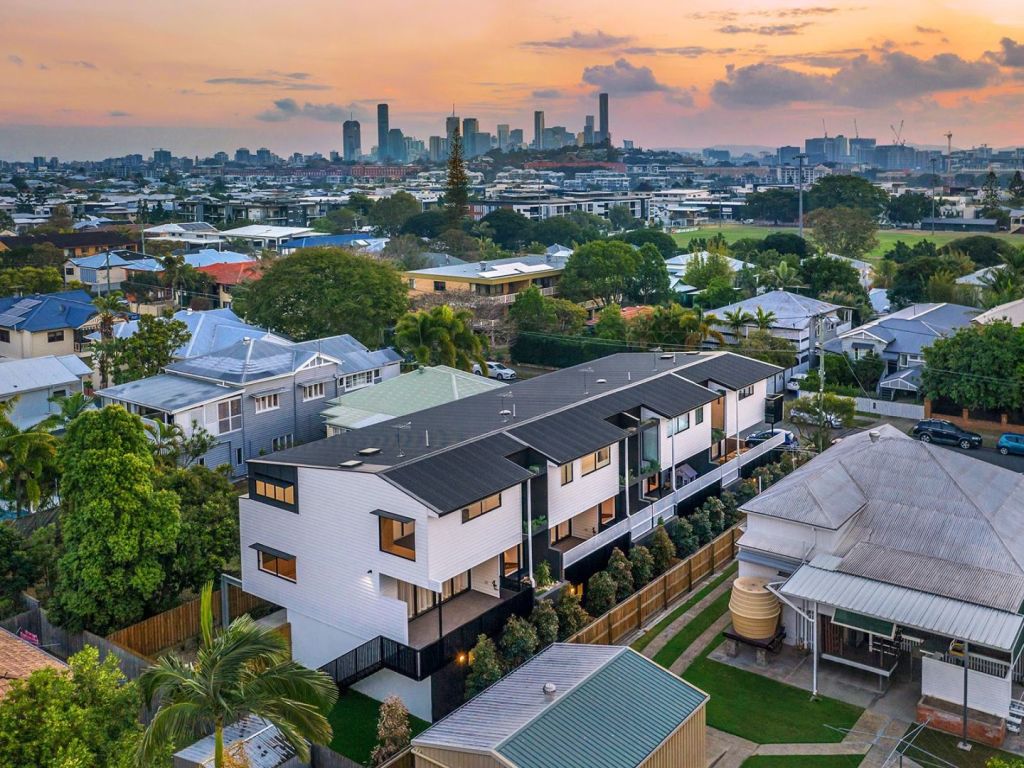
[371,508,414,524]
[832,608,895,639]
[249,543,295,560]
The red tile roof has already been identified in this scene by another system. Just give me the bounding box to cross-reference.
[0,627,66,700]
[197,261,262,285]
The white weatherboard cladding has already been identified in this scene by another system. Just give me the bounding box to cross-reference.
[741,513,845,563]
[352,669,433,722]
[649,405,711,474]
[922,656,1011,718]
[736,379,768,434]
[286,610,370,669]
[427,485,521,584]
[546,442,619,529]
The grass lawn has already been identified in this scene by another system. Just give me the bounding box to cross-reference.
[652,587,732,668]
[898,723,1022,768]
[741,755,864,767]
[673,224,1022,264]
[631,562,737,653]
[327,689,429,766]
[684,636,863,744]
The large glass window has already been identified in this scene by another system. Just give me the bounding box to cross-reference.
[380,517,416,560]
[257,549,296,582]
[695,406,704,425]
[502,545,521,577]
[462,492,502,522]
[302,382,325,401]
[218,397,242,433]
[549,520,571,545]
[580,446,611,476]
[738,385,754,400]
[668,413,690,436]
[560,463,573,485]
[253,476,294,505]
[47,330,65,343]
[254,393,280,413]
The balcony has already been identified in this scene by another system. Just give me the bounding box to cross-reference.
[408,588,519,648]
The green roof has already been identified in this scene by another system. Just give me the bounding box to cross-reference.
[496,649,707,768]
[833,609,896,639]
[321,366,505,429]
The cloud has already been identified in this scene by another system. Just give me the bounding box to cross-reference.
[710,50,998,108]
[8,54,23,66]
[37,63,49,71]
[107,110,131,117]
[992,37,1024,67]
[915,25,942,34]
[72,60,97,69]
[268,70,311,80]
[622,45,736,57]
[207,76,277,85]
[206,76,330,91]
[255,98,349,122]
[523,30,633,50]
[581,58,693,106]
[718,23,812,36]
[693,6,845,20]
[531,88,565,99]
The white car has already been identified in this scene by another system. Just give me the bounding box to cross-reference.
[790,408,843,429]
[473,361,517,380]
[785,373,808,393]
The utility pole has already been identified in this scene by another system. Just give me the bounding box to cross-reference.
[796,154,807,239]
[929,157,938,234]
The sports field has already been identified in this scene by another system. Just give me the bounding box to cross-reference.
[673,223,1021,264]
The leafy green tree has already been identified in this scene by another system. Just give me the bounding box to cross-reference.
[500,614,539,669]
[400,209,447,239]
[703,497,727,534]
[683,251,733,290]
[560,240,640,307]
[760,261,804,292]
[787,393,857,452]
[466,634,504,698]
[939,236,1017,268]
[370,696,411,767]
[479,209,534,250]
[92,292,129,388]
[548,298,587,335]
[509,285,556,333]
[888,252,974,308]
[395,305,485,371]
[667,517,698,557]
[1009,171,1024,203]
[723,308,755,338]
[52,406,180,633]
[529,600,559,647]
[370,191,422,236]
[650,525,676,574]
[808,174,889,215]
[923,321,1024,412]
[112,314,191,384]
[0,646,143,768]
[615,228,677,258]
[0,398,59,513]
[742,188,799,224]
[232,247,408,345]
[736,329,797,367]
[0,265,65,296]
[799,255,864,297]
[886,191,932,226]
[585,571,617,615]
[0,208,14,231]
[444,127,470,231]
[555,588,591,639]
[627,243,671,304]
[805,206,879,259]
[762,232,808,258]
[629,545,655,587]
[630,304,724,348]
[138,583,337,768]
[25,524,59,603]
[313,207,359,233]
[608,204,640,231]
[699,278,739,310]
[606,547,634,601]
[0,523,36,619]
[381,234,429,270]
[689,510,714,545]
[594,303,628,341]
[159,253,200,309]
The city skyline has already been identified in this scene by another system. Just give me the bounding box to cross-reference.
[4,0,1024,159]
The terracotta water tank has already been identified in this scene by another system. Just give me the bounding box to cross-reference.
[729,577,781,640]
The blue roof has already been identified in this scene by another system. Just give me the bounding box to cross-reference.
[0,290,96,332]
[0,354,90,397]
[97,308,284,359]
[831,303,978,357]
[283,234,368,249]
[183,249,254,268]
[96,373,241,412]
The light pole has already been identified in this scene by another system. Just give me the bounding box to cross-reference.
[796,154,807,239]
[929,157,938,235]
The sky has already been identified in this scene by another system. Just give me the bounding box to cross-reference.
[3,0,1024,160]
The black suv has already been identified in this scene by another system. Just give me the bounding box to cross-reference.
[911,419,983,449]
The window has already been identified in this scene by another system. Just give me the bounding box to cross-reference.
[47,330,65,343]
[580,446,611,476]
[52,389,66,400]
[668,413,690,436]
[254,476,295,505]
[302,382,325,401]
[236,448,243,465]
[272,434,293,452]
[549,520,571,545]
[695,406,704,425]
[218,397,242,434]
[0,329,9,343]
[502,545,522,577]
[738,384,754,400]
[379,516,416,560]
[433,281,447,292]
[344,371,373,390]
[257,548,296,582]
[559,462,573,486]
[598,497,616,526]
[254,393,280,413]
[462,492,502,523]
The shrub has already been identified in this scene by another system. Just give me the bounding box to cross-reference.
[465,635,504,699]
[629,545,655,587]
[529,600,559,647]
[690,510,714,546]
[370,696,411,767]
[703,498,727,535]
[585,571,617,616]
[555,588,591,640]
[500,615,538,669]
[668,517,698,556]
[650,526,676,574]
[605,547,634,601]
[533,560,554,589]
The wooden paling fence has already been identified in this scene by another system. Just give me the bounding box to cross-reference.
[566,525,740,646]
[107,584,269,659]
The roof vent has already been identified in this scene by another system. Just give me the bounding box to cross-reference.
[357,447,381,456]
[339,459,363,468]
[542,682,557,701]
[660,353,674,360]
[868,430,880,444]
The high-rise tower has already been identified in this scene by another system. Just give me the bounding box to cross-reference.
[534,111,545,150]
[343,119,361,162]
[377,104,390,162]
[598,93,609,144]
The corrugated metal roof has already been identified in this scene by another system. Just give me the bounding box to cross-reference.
[97,373,241,412]
[0,354,90,396]
[782,565,1024,652]
[174,715,296,768]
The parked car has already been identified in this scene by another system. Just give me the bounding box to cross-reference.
[997,433,1024,456]
[744,428,798,448]
[911,419,982,449]
[785,373,808,393]
[789,408,843,428]
[472,361,517,380]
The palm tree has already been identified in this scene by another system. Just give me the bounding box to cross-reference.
[753,307,777,330]
[394,305,486,372]
[0,399,58,513]
[137,584,338,768]
[684,310,726,348]
[40,391,94,432]
[160,253,198,308]
[722,309,755,339]
[92,292,128,388]
[761,261,804,292]
[144,420,185,467]
[871,259,897,290]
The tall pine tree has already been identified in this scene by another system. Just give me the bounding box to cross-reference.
[444,126,469,231]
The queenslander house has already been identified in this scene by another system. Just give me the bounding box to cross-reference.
[239,351,782,721]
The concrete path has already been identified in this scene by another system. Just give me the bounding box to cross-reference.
[670,612,733,675]
[636,572,735,659]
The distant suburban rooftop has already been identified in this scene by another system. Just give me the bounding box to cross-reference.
[0,627,66,701]
[0,354,90,398]
[665,251,751,273]
[219,225,313,238]
[405,253,569,280]
[414,643,707,768]
[173,715,296,768]
[0,231,134,249]
[96,373,242,413]
[826,302,978,357]
[261,351,780,513]
[196,261,261,285]
[974,297,1024,326]
[0,289,97,332]
[321,364,506,430]
[713,290,843,330]
[143,222,220,235]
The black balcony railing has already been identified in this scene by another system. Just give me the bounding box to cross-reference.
[319,587,534,687]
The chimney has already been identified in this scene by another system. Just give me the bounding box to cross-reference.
[542,682,558,702]
[868,430,880,443]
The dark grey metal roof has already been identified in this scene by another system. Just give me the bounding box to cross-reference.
[508,409,626,465]
[678,352,782,390]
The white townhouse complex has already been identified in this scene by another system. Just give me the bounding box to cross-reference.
[239,351,781,721]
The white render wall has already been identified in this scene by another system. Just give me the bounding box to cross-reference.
[647,405,712,473]
[546,442,620,529]
[352,668,433,722]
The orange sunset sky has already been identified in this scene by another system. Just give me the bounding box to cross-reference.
[3,0,1024,159]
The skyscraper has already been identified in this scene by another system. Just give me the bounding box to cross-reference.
[584,115,595,146]
[446,114,460,143]
[343,119,361,162]
[377,104,390,162]
[598,93,609,144]
[509,129,524,149]
[533,111,545,150]
[462,118,479,158]
[387,128,406,163]
[497,124,510,151]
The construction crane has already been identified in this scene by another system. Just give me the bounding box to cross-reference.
[889,120,905,146]
[944,131,953,156]
[822,118,828,140]
[853,119,859,139]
